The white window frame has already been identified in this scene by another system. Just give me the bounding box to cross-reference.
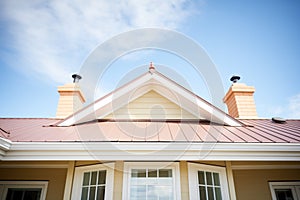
[0,181,48,200]
[188,163,230,200]
[269,182,300,200]
[122,162,181,200]
[71,163,114,200]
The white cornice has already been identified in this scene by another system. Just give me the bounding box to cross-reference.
[2,142,300,161]
[0,137,12,159]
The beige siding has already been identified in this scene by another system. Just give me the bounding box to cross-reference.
[0,168,67,200]
[233,168,300,200]
[105,90,197,119]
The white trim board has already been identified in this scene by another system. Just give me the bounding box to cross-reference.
[1,142,300,161]
[0,137,12,159]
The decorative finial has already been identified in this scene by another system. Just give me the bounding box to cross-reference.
[149,62,155,74]
[230,75,240,83]
[72,74,82,83]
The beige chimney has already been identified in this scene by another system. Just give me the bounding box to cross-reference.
[223,76,258,119]
[56,74,86,118]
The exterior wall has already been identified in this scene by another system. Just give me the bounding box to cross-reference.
[0,168,67,200]
[233,168,300,200]
[2,161,298,200]
[105,90,197,119]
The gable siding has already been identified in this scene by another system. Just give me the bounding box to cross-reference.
[104,90,197,119]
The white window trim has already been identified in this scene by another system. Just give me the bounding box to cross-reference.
[188,163,230,200]
[269,181,300,200]
[122,162,181,200]
[0,181,48,200]
[71,163,114,200]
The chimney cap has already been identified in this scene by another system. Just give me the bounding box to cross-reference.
[72,74,82,83]
[230,75,240,83]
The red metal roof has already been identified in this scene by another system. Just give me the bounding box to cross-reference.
[0,118,300,143]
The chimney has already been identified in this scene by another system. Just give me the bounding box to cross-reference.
[56,74,86,118]
[223,76,258,119]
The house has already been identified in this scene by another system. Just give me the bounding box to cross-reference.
[0,63,300,200]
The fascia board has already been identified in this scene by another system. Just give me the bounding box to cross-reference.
[0,137,12,160]
[3,142,300,161]
[0,137,11,150]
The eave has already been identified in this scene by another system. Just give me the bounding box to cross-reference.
[2,142,300,161]
[0,137,12,159]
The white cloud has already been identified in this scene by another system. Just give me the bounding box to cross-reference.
[268,94,300,119]
[288,94,300,119]
[0,0,196,84]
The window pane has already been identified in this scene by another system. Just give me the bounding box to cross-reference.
[213,173,220,186]
[89,186,96,200]
[6,189,23,200]
[275,189,294,200]
[24,190,42,200]
[157,186,173,199]
[83,172,90,186]
[81,187,88,200]
[206,172,213,185]
[199,186,207,200]
[148,185,158,199]
[6,188,42,200]
[215,187,222,200]
[159,169,172,177]
[132,169,146,178]
[157,178,173,185]
[96,186,105,200]
[91,171,97,185]
[130,185,146,199]
[130,167,175,199]
[98,170,106,185]
[148,169,157,178]
[208,187,214,200]
[198,171,205,185]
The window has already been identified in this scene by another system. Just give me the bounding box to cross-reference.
[188,163,230,200]
[269,182,300,200]
[71,163,114,200]
[123,162,181,200]
[0,181,48,200]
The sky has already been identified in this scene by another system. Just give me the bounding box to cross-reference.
[0,0,300,119]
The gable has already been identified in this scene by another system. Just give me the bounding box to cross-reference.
[57,69,243,126]
[104,90,197,119]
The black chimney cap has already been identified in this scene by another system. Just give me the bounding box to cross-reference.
[72,74,82,83]
[230,75,240,83]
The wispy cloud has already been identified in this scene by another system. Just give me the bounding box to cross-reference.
[268,94,300,119]
[288,94,300,118]
[0,0,195,84]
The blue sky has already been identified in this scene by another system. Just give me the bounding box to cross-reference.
[0,0,300,119]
